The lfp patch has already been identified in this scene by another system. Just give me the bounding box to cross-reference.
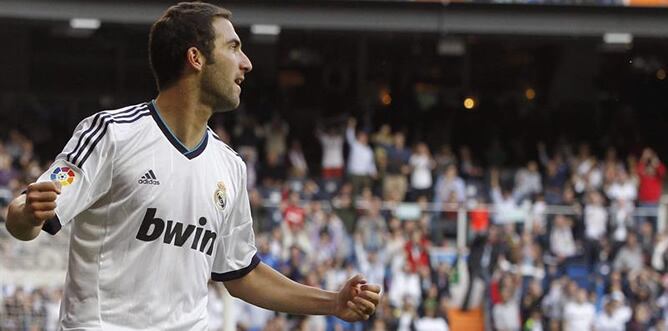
[50,167,76,186]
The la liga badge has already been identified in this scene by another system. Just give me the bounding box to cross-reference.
[51,166,75,186]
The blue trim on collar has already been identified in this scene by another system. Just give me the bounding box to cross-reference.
[148,100,208,160]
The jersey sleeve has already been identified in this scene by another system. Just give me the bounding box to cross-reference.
[38,113,115,235]
[211,162,260,282]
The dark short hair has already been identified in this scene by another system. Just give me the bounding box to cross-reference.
[149,2,232,91]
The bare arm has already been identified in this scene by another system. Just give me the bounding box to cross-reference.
[224,262,381,322]
[6,181,61,241]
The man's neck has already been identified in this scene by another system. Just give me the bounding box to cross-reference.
[154,86,212,150]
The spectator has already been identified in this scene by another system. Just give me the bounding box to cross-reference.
[563,288,595,331]
[523,309,544,331]
[397,297,419,331]
[313,229,338,264]
[512,160,542,203]
[385,216,407,263]
[458,145,484,183]
[390,264,422,308]
[281,191,312,259]
[606,167,637,241]
[371,123,393,152]
[469,197,491,234]
[281,245,307,282]
[317,210,351,261]
[256,234,281,270]
[492,278,521,331]
[584,190,608,266]
[287,140,308,180]
[489,168,524,224]
[520,279,543,326]
[656,279,668,322]
[315,124,345,182]
[637,147,666,226]
[652,233,668,273]
[409,142,436,201]
[638,221,655,256]
[468,225,507,281]
[627,303,653,331]
[404,229,431,273]
[584,190,608,241]
[355,237,387,288]
[606,167,637,205]
[594,293,632,331]
[3,287,30,331]
[345,117,377,196]
[538,142,570,205]
[332,183,357,234]
[262,114,289,162]
[384,132,411,201]
[550,215,577,262]
[637,147,665,205]
[434,164,466,206]
[355,197,388,251]
[0,151,19,188]
[603,146,624,171]
[434,144,457,175]
[518,234,545,280]
[415,299,449,331]
[613,232,644,274]
[558,186,584,239]
[542,277,567,328]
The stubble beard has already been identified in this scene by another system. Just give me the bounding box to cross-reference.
[201,66,239,113]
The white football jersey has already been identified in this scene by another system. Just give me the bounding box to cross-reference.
[37,101,258,330]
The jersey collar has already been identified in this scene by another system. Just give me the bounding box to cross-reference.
[148,100,208,160]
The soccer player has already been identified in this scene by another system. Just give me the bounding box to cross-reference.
[5,2,381,330]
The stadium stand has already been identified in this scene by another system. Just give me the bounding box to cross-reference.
[1,111,666,330]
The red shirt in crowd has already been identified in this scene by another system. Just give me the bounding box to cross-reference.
[637,162,666,203]
[470,207,490,233]
[283,204,305,231]
[404,237,430,272]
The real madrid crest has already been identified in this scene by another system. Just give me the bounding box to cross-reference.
[213,181,227,211]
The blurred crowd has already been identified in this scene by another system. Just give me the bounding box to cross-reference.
[1,113,667,331]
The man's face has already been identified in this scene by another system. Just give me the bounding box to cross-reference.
[201,18,252,112]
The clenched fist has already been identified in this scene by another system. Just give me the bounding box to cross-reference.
[23,181,61,226]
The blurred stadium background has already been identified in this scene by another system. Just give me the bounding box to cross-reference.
[2,0,668,330]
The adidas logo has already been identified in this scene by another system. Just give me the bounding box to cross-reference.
[138,170,160,185]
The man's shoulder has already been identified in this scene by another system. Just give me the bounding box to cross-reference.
[64,102,152,165]
[79,102,152,133]
[207,129,244,166]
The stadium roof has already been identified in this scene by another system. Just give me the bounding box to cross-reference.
[1,0,668,37]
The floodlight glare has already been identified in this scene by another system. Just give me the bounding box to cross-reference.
[69,18,101,30]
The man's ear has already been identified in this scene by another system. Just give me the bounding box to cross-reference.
[185,47,205,72]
